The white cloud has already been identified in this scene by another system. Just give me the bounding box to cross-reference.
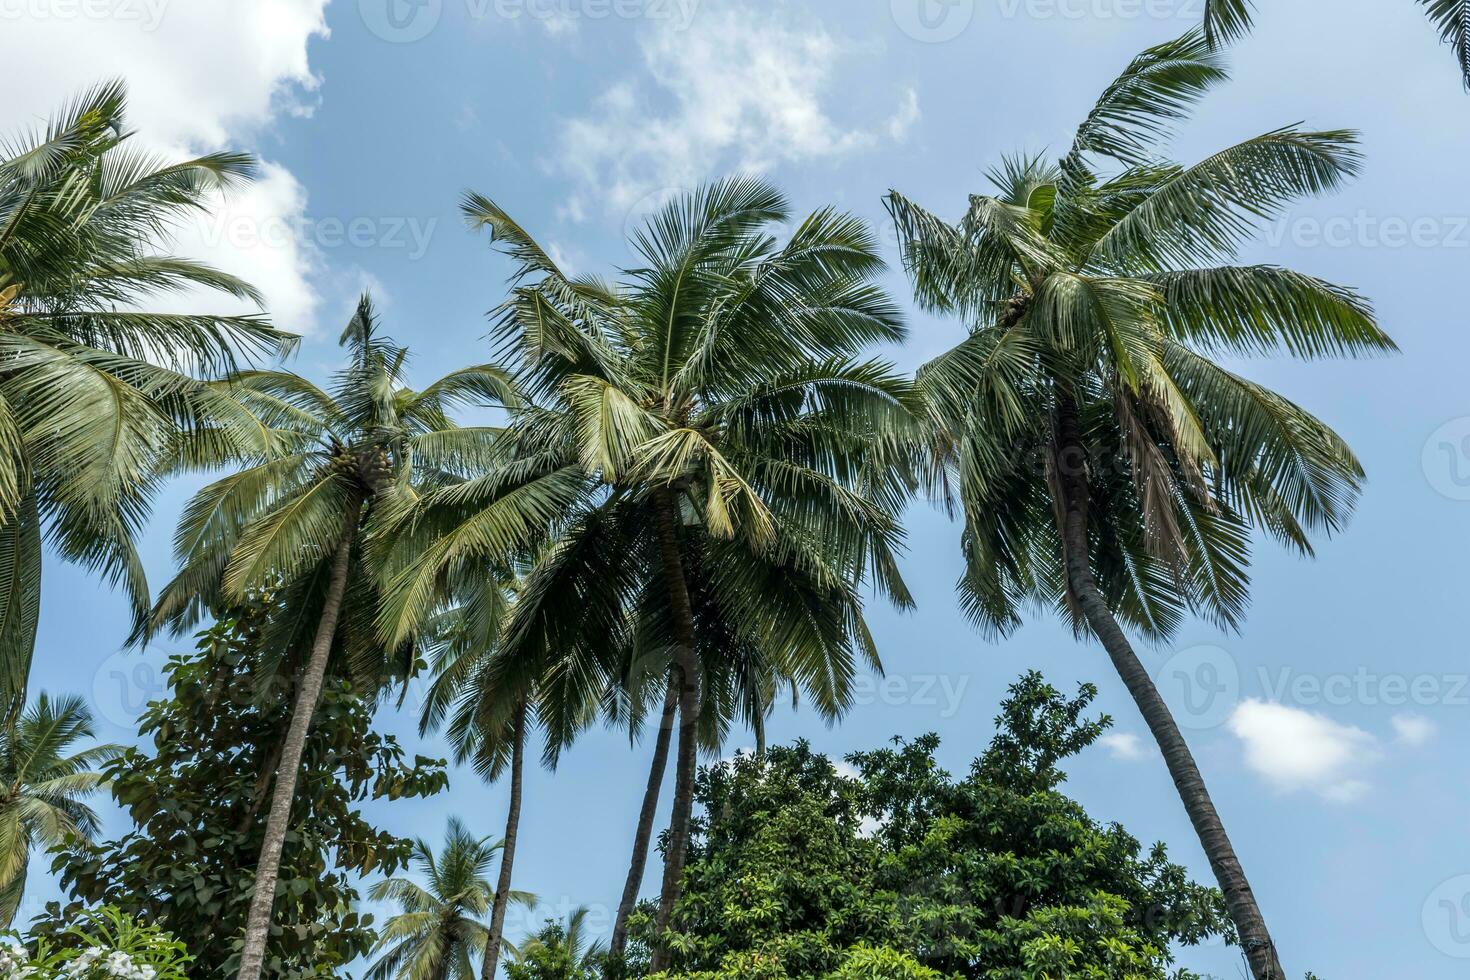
[0,0,332,331]
[1227,700,1381,804]
[554,3,918,216]
[887,87,921,142]
[1392,714,1437,747]
[1098,732,1145,761]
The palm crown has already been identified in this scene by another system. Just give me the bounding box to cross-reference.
[381,177,918,723]
[0,693,121,926]
[888,31,1395,641]
[147,295,515,678]
[0,81,294,719]
[367,818,535,980]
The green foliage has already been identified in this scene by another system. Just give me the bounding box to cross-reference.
[0,694,119,926]
[504,910,605,980]
[0,82,295,719]
[635,673,1229,979]
[379,179,922,785]
[887,31,1395,642]
[367,818,536,980]
[40,597,447,977]
[3,907,190,979]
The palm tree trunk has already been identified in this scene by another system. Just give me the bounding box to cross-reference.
[1051,391,1284,980]
[649,488,701,973]
[608,674,679,966]
[481,702,526,980]
[236,496,362,980]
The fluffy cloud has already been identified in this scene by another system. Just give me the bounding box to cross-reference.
[1391,713,1437,747]
[0,0,331,331]
[1098,732,1145,761]
[554,3,918,217]
[1227,700,1381,804]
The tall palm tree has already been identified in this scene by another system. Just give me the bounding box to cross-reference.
[403,571,545,980]
[143,296,515,980]
[368,817,536,980]
[0,693,121,926]
[378,178,917,969]
[886,32,1394,980]
[1203,0,1470,86]
[504,908,604,980]
[0,81,293,722]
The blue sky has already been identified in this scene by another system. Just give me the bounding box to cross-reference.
[4,0,1470,975]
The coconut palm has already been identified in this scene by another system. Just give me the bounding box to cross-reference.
[378,177,917,969]
[0,693,122,926]
[504,908,604,980]
[141,296,515,980]
[1203,0,1470,86]
[403,570,543,980]
[367,817,536,980]
[885,31,1394,980]
[0,81,293,723]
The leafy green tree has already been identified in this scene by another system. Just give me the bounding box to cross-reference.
[140,296,512,980]
[638,673,1229,980]
[505,909,605,980]
[0,695,118,926]
[379,178,917,969]
[885,31,1394,980]
[45,597,447,976]
[368,817,535,980]
[0,81,294,721]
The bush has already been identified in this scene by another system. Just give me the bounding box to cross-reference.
[1,907,190,979]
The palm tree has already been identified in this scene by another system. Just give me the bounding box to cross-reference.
[504,908,604,980]
[0,81,293,722]
[403,571,544,980]
[368,817,536,980]
[142,296,514,980]
[1203,0,1470,86]
[378,178,917,969]
[0,693,121,926]
[885,32,1394,980]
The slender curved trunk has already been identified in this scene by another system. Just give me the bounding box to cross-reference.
[1051,390,1284,980]
[480,702,526,980]
[649,489,701,973]
[608,675,678,966]
[236,494,362,980]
